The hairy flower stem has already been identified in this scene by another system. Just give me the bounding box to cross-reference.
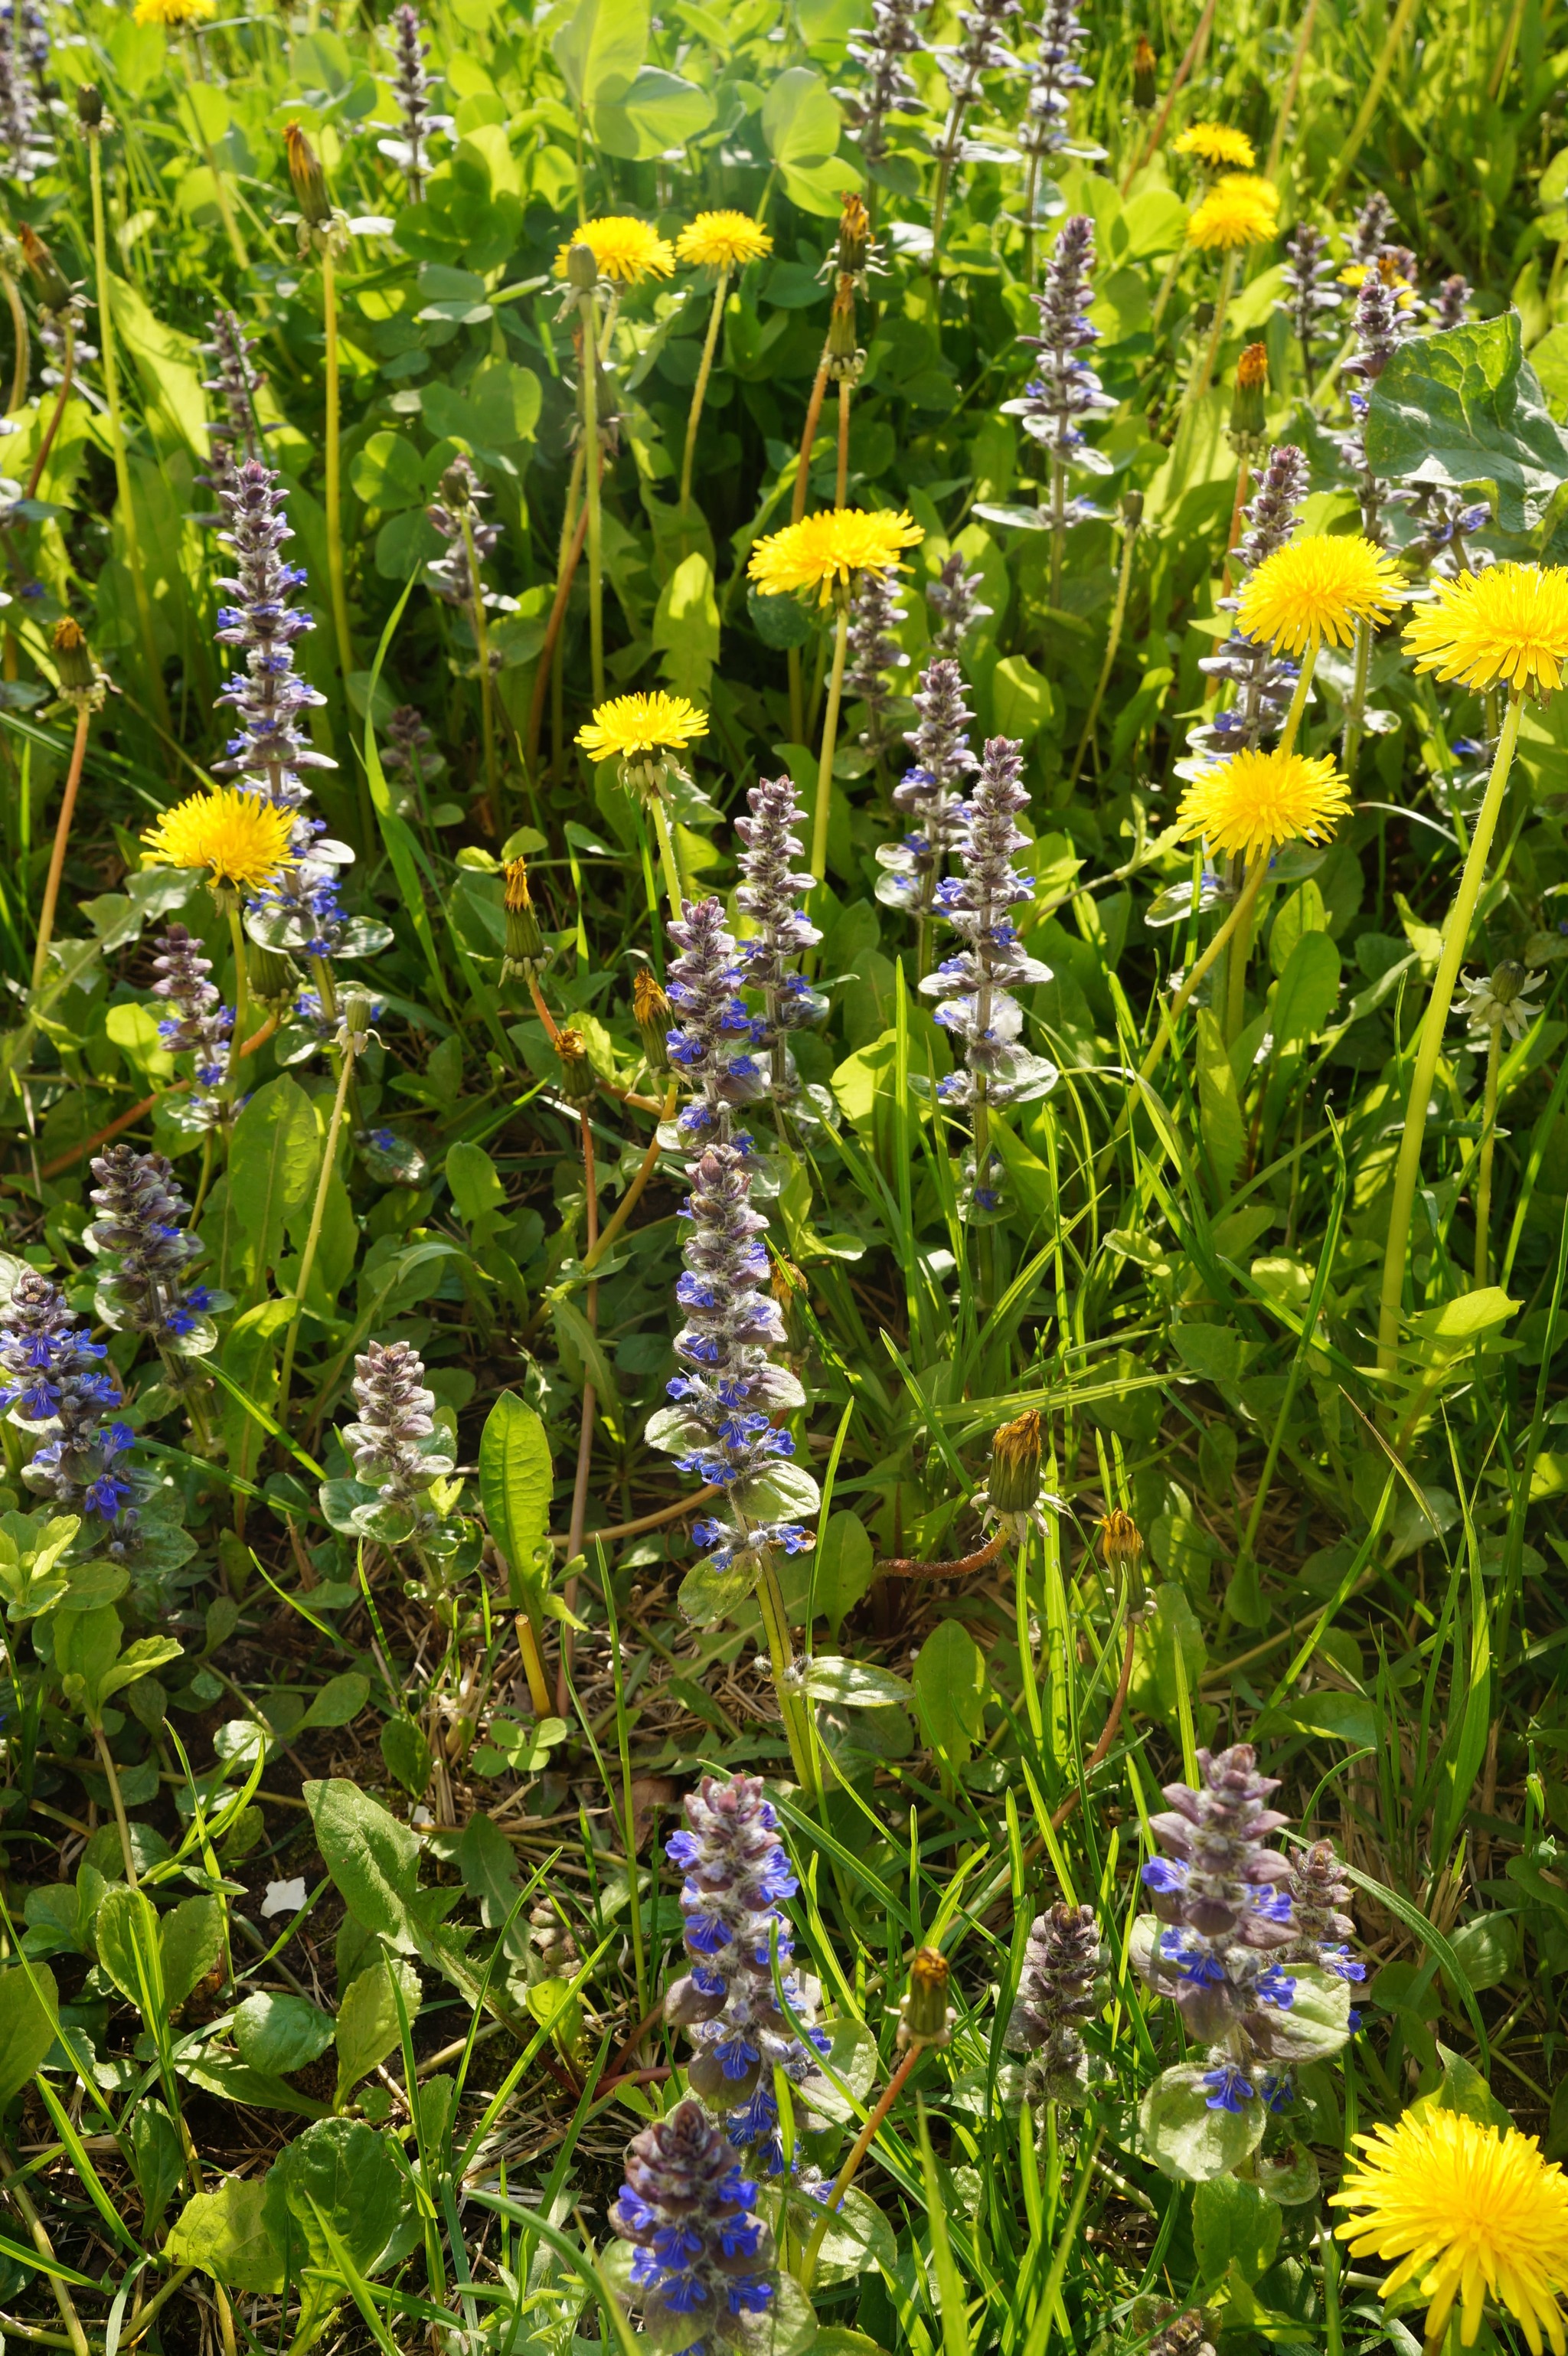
[89,138,167,739]
[836,382,851,508]
[756,1549,819,1801]
[1278,642,1318,756]
[651,799,687,921]
[678,266,730,515]
[1048,453,1067,606]
[2,267,27,412]
[320,248,354,694]
[1377,692,1524,1379]
[24,319,74,502]
[1341,618,1372,782]
[276,1028,357,1433]
[578,289,605,702]
[30,703,90,994]
[1474,1021,1503,1286]
[800,2041,923,2288]
[1222,856,1257,1045]
[526,445,589,781]
[1070,505,1140,785]
[224,900,251,1107]
[809,604,851,921]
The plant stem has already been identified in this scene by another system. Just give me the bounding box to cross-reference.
[321,246,354,691]
[650,797,687,920]
[224,898,250,1109]
[1221,853,1258,1046]
[89,136,168,738]
[585,1082,676,1271]
[1279,639,1319,756]
[24,319,74,502]
[578,289,605,702]
[29,702,90,994]
[1266,0,1321,178]
[808,602,851,900]
[754,1549,818,1801]
[557,1108,599,1714]
[800,2041,924,2289]
[1048,450,1067,608]
[515,1612,551,1716]
[527,446,590,781]
[1069,502,1140,786]
[462,510,501,828]
[1376,691,1523,1377]
[835,380,851,508]
[1187,247,1237,407]
[0,2152,92,2356]
[1325,0,1421,204]
[94,1722,140,1887]
[2,266,28,411]
[1121,0,1218,191]
[1341,616,1372,781]
[276,1028,357,1431]
[678,266,730,515]
[793,361,830,528]
[1474,1018,1502,1286]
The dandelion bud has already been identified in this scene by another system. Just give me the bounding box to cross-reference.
[51,617,96,698]
[20,224,70,314]
[555,1027,597,1106]
[339,989,374,1055]
[1230,341,1269,440]
[284,123,333,228]
[565,240,599,292]
[1132,33,1158,110]
[988,1408,1042,1518]
[897,1946,955,2050]
[76,83,105,132]
[825,275,864,384]
[834,190,872,281]
[501,856,547,976]
[1097,1505,1148,1616]
[1121,487,1145,534]
[248,943,299,1011]
[633,968,671,1073]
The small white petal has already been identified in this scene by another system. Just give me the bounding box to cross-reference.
[261,1876,307,1920]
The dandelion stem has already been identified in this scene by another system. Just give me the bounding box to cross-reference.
[836,380,851,508]
[94,1724,139,1888]
[1069,499,1141,785]
[650,798,687,920]
[579,288,606,703]
[801,2042,924,2289]
[1342,616,1373,781]
[224,898,250,1110]
[678,265,729,516]
[1376,691,1524,1378]
[1266,0,1321,178]
[1474,1018,1503,1286]
[1187,247,1237,407]
[558,1107,599,1712]
[809,602,851,903]
[320,246,354,691]
[2,266,28,413]
[527,445,590,782]
[276,1025,357,1432]
[1122,0,1218,191]
[29,702,90,995]
[89,135,168,739]
[24,319,75,503]
[1278,640,1319,756]
[462,508,501,827]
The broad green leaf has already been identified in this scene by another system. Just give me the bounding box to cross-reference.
[652,552,720,702]
[348,430,424,513]
[1410,1286,1520,1342]
[1194,1008,1244,1196]
[380,1716,433,1797]
[802,1655,913,1706]
[262,2118,412,2279]
[334,1957,422,2103]
[596,65,714,158]
[168,2175,286,2292]
[1131,1583,1207,1727]
[1171,1322,1249,1388]
[1192,2175,1282,2289]
[96,1889,165,2021]
[1139,2063,1265,2181]
[1364,312,1568,531]
[129,2100,185,2235]
[913,1619,986,1766]
[305,1780,420,1954]
[552,0,647,109]
[478,1390,554,1613]
[226,1078,321,1289]
[109,278,208,456]
[1268,879,1328,975]
[1272,930,1341,1045]
[456,1810,525,1951]
[991,653,1057,743]
[446,1139,506,1228]
[813,1511,874,1636]
[299,1672,371,1732]
[761,65,840,168]
[234,1992,337,2077]
[160,1897,224,2012]
[99,1634,184,1706]
[0,1963,60,2102]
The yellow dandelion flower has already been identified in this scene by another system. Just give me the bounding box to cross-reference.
[1403,560,1568,695]
[1175,747,1350,861]
[553,216,675,286]
[676,211,773,271]
[141,790,296,893]
[748,507,923,605]
[1236,534,1405,656]
[1173,122,1256,171]
[1330,2109,1568,2356]
[1187,174,1279,252]
[576,691,709,764]
[132,0,215,25]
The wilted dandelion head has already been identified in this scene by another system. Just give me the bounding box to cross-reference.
[576,691,708,763]
[748,507,923,605]
[1330,2109,1568,2356]
[1176,748,1350,861]
[676,211,773,270]
[553,216,675,285]
[1173,122,1256,171]
[1403,561,1568,695]
[1187,174,1279,251]
[141,790,296,894]
[1236,534,1404,655]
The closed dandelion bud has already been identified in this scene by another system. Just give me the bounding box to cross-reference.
[825,276,864,384]
[76,83,105,132]
[20,224,70,313]
[339,990,374,1055]
[250,944,299,1011]
[284,123,332,228]
[633,968,672,1073]
[1098,1506,1147,1616]
[565,240,599,292]
[835,191,872,279]
[1230,341,1269,440]
[1132,33,1158,110]
[988,1408,1042,1518]
[502,856,546,975]
[51,618,96,697]
[1122,488,1145,534]
[556,1027,598,1105]
[897,1946,954,2050]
